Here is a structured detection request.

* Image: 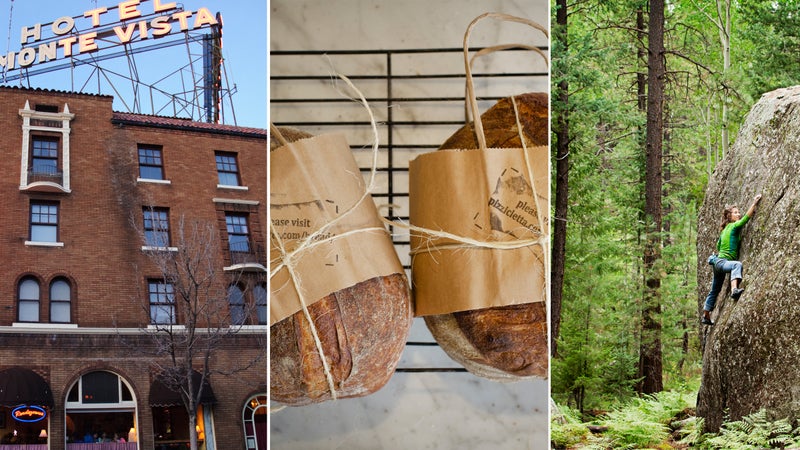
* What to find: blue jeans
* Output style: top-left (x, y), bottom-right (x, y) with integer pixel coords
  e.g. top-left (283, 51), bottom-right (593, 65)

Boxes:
top-left (703, 258), bottom-right (743, 312)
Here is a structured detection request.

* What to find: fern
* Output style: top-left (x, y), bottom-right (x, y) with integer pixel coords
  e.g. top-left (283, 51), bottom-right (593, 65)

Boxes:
top-left (550, 404), bottom-right (590, 449)
top-left (673, 415), bottom-right (704, 446)
top-left (703, 409), bottom-right (799, 449)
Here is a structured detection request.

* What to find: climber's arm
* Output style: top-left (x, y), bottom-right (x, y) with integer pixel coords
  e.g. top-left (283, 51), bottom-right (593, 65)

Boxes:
top-left (745, 194), bottom-right (762, 218)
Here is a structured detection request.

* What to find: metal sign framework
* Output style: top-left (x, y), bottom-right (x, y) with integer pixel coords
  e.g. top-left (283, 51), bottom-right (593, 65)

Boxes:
top-left (2, 1), bottom-right (234, 124)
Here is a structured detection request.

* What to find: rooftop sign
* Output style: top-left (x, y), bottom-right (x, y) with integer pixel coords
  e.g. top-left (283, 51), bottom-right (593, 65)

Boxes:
top-left (1, 0), bottom-right (219, 70)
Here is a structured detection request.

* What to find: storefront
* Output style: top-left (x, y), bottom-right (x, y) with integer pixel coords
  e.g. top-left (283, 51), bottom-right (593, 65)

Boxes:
top-left (64, 371), bottom-right (138, 448)
top-left (149, 371), bottom-right (216, 450)
top-left (0, 368), bottom-right (54, 448)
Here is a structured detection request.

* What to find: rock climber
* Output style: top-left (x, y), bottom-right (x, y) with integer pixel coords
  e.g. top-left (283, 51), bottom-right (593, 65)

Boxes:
top-left (702, 194), bottom-right (762, 325)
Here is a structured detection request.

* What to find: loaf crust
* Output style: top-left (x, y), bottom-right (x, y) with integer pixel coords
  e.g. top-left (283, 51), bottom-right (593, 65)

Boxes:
top-left (270, 128), bottom-right (413, 405)
top-left (424, 92), bottom-right (549, 381)
top-left (270, 274), bottom-right (412, 405)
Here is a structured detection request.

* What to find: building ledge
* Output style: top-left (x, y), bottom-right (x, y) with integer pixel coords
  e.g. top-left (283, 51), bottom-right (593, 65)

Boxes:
top-left (137, 178), bottom-right (172, 185)
top-left (20, 182), bottom-right (71, 193)
top-left (224, 263), bottom-right (267, 273)
top-left (25, 240), bottom-right (64, 247)
top-left (217, 184), bottom-right (249, 191)
top-left (12, 322), bottom-right (78, 329)
top-left (141, 246), bottom-right (179, 252)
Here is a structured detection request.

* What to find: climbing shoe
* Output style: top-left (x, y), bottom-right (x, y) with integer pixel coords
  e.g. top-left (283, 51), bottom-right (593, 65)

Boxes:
top-left (731, 288), bottom-right (744, 300)
top-left (701, 317), bottom-right (714, 326)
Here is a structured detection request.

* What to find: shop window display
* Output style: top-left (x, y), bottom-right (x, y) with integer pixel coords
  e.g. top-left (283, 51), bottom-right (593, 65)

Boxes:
top-left (64, 371), bottom-right (138, 448)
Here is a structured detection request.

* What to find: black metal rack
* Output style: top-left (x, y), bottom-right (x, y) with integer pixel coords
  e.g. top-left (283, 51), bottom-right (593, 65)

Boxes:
top-left (270, 46), bottom-right (547, 373)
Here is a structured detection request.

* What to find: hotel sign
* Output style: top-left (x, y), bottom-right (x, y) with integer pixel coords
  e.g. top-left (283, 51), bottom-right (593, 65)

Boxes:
top-left (12, 405), bottom-right (47, 423)
top-left (1, 0), bottom-right (219, 70)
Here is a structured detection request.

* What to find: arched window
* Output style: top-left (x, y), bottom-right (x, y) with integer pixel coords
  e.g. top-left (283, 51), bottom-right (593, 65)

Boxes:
top-left (65, 371), bottom-right (138, 445)
top-left (18, 277), bottom-right (40, 322)
top-left (243, 395), bottom-right (266, 450)
top-left (50, 277), bottom-right (71, 323)
top-left (229, 285), bottom-right (246, 325)
top-left (254, 284), bottom-right (267, 325)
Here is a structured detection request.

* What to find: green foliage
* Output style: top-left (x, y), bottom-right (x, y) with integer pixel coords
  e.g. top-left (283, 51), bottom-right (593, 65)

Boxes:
top-left (552, 395), bottom-right (800, 449)
top-left (701, 409), bottom-right (800, 450)
top-left (550, 0), bottom-right (800, 412)
top-left (737, 0), bottom-right (800, 97)
top-left (551, 390), bottom-right (695, 449)
top-left (550, 404), bottom-right (590, 449)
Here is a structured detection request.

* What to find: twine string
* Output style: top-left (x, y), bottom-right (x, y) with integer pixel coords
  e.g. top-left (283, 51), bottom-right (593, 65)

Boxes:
top-left (397, 12), bottom-right (550, 284)
top-left (270, 73), bottom-right (384, 402)
top-left (464, 43), bottom-right (549, 125)
top-left (463, 12), bottom-right (548, 151)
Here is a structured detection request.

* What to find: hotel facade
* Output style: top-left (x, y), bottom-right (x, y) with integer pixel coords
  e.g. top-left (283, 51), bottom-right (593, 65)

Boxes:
top-left (0, 86), bottom-right (266, 450)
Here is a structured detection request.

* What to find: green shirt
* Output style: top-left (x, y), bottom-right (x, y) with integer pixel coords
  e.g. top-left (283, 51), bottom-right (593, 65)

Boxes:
top-left (716, 214), bottom-right (750, 260)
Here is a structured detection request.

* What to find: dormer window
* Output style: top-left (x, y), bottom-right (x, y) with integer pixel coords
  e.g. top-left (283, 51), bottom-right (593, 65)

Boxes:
top-left (19, 100), bottom-right (74, 193)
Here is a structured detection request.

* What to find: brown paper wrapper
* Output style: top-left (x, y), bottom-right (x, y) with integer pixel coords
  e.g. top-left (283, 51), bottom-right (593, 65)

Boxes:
top-left (409, 145), bottom-right (548, 316)
top-left (270, 133), bottom-right (405, 325)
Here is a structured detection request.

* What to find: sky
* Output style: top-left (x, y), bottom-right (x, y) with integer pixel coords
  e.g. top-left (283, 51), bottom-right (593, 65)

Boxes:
top-left (0, 0), bottom-right (266, 129)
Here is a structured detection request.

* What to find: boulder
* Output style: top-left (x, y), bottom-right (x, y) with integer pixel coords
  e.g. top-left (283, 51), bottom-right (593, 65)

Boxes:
top-left (696, 86), bottom-right (800, 431)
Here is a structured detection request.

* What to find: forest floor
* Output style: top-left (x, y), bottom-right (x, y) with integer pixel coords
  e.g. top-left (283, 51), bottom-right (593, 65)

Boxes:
top-left (552, 391), bottom-right (800, 449)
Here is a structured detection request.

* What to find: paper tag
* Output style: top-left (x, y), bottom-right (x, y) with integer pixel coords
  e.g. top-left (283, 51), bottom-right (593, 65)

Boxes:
top-left (270, 133), bottom-right (405, 325)
top-left (409, 146), bottom-right (548, 316)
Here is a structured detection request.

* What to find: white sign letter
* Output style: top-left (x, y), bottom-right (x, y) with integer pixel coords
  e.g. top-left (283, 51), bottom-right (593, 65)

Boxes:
top-left (118, 0), bottom-right (142, 21)
top-left (20, 24), bottom-right (41, 44)
top-left (52, 17), bottom-right (75, 36)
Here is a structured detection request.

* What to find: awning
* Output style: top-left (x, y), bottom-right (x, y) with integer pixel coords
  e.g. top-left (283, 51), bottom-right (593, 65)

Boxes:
top-left (0, 367), bottom-right (54, 408)
top-left (149, 370), bottom-right (217, 407)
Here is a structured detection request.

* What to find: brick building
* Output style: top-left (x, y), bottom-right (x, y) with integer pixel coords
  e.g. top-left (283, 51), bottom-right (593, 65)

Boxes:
top-left (0, 86), bottom-right (266, 450)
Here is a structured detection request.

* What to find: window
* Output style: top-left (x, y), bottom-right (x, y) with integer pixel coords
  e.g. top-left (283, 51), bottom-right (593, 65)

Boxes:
top-left (138, 146), bottom-right (165, 180)
top-left (226, 213), bottom-right (250, 253)
top-left (50, 278), bottom-right (71, 323)
top-left (65, 371), bottom-right (137, 444)
top-left (254, 284), bottom-right (267, 325)
top-left (148, 280), bottom-right (175, 325)
top-left (215, 151), bottom-right (241, 186)
top-left (30, 202), bottom-right (58, 242)
top-left (31, 136), bottom-right (59, 176)
top-left (229, 285), bottom-right (247, 325)
top-left (18, 277), bottom-right (40, 322)
top-left (243, 395), bottom-right (267, 450)
top-left (19, 101), bottom-right (74, 192)
top-left (143, 208), bottom-right (170, 247)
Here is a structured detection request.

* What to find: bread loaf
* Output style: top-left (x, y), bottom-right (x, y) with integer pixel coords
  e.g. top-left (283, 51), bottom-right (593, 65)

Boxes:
top-left (423, 92), bottom-right (548, 381)
top-left (270, 128), bottom-right (413, 405)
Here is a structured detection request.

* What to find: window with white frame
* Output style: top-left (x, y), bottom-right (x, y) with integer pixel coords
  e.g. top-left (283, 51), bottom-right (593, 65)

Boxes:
top-left (30, 201), bottom-right (59, 243)
top-left (18, 277), bottom-right (40, 323)
top-left (19, 101), bottom-right (74, 192)
top-left (50, 278), bottom-right (72, 323)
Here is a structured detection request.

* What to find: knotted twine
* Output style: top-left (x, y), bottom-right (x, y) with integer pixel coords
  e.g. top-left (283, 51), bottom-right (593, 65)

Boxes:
top-left (269, 74), bottom-right (385, 402)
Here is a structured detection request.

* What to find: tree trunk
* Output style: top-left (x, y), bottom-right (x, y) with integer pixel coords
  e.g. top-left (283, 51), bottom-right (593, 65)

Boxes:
top-left (718, 0), bottom-right (732, 157)
top-left (551, 0), bottom-right (569, 357)
top-left (189, 408), bottom-right (198, 450)
top-left (638, 0), bottom-right (665, 395)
